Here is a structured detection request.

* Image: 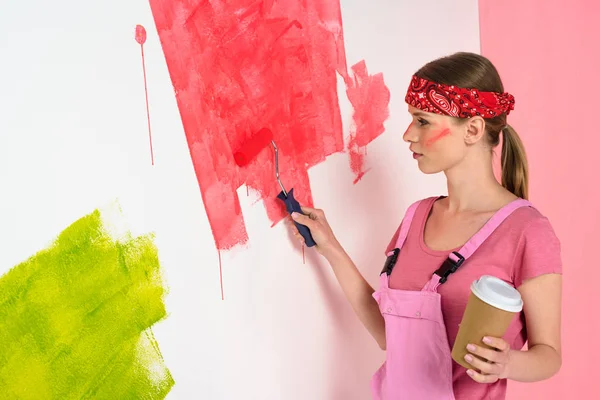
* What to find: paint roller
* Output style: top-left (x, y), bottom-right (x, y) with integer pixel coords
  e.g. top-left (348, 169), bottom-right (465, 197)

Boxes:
top-left (233, 128), bottom-right (316, 247)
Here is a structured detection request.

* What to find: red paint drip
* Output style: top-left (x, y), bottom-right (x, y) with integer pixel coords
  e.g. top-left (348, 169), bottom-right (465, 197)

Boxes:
top-left (425, 128), bottom-right (451, 147)
top-left (218, 249), bottom-right (224, 300)
top-left (135, 24), bottom-right (154, 166)
top-left (344, 61), bottom-right (391, 183)
top-left (148, 1), bottom-right (390, 255)
top-left (302, 244), bottom-right (305, 264)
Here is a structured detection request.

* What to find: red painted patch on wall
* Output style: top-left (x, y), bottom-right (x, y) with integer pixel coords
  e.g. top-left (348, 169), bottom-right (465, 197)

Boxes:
top-left (344, 61), bottom-right (391, 183)
top-left (148, 0), bottom-right (390, 251)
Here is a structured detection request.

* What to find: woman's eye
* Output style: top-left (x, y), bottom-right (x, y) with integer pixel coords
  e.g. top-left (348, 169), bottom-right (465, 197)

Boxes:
top-left (417, 118), bottom-right (429, 126)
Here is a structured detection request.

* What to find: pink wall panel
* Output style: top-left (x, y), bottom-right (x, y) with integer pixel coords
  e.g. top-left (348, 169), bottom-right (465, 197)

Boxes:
top-left (479, 0), bottom-right (600, 399)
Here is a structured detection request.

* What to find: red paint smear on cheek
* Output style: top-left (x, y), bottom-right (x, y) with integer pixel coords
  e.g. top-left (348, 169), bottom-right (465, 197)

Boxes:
top-left (425, 128), bottom-right (451, 147)
top-left (345, 61), bottom-right (391, 183)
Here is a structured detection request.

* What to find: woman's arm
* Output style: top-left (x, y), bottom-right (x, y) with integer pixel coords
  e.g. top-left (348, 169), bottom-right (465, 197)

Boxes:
top-left (464, 273), bottom-right (562, 383)
top-left (290, 208), bottom-right (387, 349)
top-left (507, 273), bottom-right (563, 381)
top-left (320, 245), bottom-right (387, 349)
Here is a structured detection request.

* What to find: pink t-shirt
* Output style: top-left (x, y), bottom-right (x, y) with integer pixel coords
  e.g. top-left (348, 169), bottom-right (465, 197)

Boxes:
top-left (385, 196), bottom-right (562, 400)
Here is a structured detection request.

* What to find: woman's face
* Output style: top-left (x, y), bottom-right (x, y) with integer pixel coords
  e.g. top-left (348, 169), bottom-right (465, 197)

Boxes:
top-left (403, 105), bottom-right (472, 174)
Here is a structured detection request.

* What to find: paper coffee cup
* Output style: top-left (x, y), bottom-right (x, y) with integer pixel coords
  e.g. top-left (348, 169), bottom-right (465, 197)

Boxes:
top-left (451, 275), bottom-right (523, 369)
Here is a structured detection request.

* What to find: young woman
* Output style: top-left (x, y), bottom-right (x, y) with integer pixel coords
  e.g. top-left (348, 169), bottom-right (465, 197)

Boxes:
top-left (289, 52), bottom-right (562, 399)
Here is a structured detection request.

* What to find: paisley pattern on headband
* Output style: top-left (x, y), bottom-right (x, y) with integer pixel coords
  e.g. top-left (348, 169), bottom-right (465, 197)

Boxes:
top-left (405, 75), bottom-right (515, 118)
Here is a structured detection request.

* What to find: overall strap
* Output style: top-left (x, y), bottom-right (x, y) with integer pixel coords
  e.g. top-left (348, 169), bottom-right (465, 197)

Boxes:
top-left (434, 198), bottom-right (533, 284)
top-left (381, 199), bottom-right (424, 275)
top-left (392, 199), bottom-right (422, 252)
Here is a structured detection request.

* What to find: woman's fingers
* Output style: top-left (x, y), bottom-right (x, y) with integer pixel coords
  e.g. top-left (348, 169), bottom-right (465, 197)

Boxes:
top-left (300, 206), bottom-right (317, 215)
top-left (289, 207), bottom-right (336, 252)
top-left (464, 353), bottom-right (501, 375)
top-left (285, 217), bottom-right (305, 244)
top-left (300, 206), bottom-right (326, 221)
top-left (466, 368), bottom-right (499, 384)
top-left (466, 343), bottom-right (503, 364)
top-left (291, 212), bottom-right (316, 229)
top-left (481, 336), bottom-right (510, 352)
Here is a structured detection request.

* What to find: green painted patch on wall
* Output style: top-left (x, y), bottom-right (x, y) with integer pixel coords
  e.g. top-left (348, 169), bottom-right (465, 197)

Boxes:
top-left (0, 209), bottom-right (174, 399)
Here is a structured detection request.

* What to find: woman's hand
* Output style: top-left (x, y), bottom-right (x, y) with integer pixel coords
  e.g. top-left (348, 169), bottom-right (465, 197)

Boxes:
top-left (288, 206), bottom-right (340, 256)
top-left (464, 336), bottom-right (512, 383)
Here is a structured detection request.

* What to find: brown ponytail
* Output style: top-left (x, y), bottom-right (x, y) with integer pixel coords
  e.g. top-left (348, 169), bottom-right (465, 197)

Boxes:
top-left (501, 125), bottom-right (529, 199)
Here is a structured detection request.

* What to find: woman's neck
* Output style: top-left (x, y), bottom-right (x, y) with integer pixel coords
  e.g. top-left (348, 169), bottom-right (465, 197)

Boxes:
top-left (443, 155), bottom-right (513, 213)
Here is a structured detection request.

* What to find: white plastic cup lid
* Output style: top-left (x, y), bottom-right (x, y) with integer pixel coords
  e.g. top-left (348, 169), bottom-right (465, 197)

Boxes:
top-left (470, 275), bottom-right (523, 313)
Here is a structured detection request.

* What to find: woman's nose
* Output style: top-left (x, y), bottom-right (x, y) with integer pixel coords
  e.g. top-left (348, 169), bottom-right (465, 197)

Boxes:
top-left (402, 121), bottom-right (416, 143)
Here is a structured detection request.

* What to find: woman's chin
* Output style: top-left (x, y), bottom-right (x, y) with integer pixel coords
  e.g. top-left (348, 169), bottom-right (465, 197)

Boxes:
top-left (416, 161), bottom-right (440, 174)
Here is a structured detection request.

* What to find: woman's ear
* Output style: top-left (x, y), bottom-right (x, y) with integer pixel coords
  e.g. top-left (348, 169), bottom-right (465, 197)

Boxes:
top-left (464, 116), bottom-right (486, 145)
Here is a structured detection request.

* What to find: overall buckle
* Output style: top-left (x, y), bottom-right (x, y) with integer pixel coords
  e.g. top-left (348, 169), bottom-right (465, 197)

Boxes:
top-left (435, 251), bottom-right (465, 284)
top-left (381, 248), bottom-right (400, 275)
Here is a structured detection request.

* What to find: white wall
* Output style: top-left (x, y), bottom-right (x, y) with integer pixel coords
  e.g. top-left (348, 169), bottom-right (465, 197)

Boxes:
top-left (0, 0), bottom-right (480, 398)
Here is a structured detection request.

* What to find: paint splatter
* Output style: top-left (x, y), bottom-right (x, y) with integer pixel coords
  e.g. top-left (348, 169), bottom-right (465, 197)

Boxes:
top-left (425, 128), bottom-right (451, 147)
top-left (0, 208), bottom-right (174, 398)
top-left (135, 24), bottom-right (147, 45)
top-left (148, 0), bottom-right (389, 254)
top-left (135, 24), bottom-right (154, 166)
top-left (344, 61), bottom-right (391, 183)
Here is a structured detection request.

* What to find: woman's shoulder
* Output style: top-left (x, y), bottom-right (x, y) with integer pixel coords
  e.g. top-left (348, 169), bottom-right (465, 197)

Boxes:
top-left (398, 195), bottom-right (559, 240)
top-left (394, 196), bottom-right (439, 223)
top-left (507, 202), bottom-right (562, 286)
top-left (410, 196), bottom-right (440, 211)
top-left (506, 202), bottom-right (558, 239)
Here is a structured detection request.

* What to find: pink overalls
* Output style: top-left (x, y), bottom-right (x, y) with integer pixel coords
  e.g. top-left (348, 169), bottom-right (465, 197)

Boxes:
top-left (371, 198), bottom-right (532, 399)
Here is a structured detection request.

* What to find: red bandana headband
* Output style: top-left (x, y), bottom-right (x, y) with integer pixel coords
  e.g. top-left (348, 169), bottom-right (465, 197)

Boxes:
top-left (405, 75), bottom-right (515, 118)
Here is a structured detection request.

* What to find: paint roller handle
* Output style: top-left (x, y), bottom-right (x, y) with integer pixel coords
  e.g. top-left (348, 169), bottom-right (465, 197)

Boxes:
top-left (277, 188), bottom-right (316, 247)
